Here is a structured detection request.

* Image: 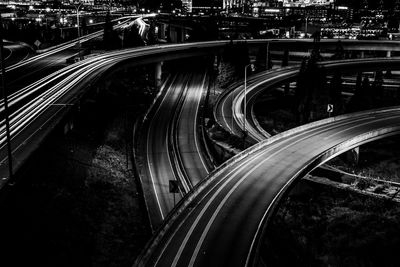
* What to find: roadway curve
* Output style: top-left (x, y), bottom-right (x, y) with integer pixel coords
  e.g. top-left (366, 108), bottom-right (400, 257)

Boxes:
top-left (138, 71), bottom-right (212, 230)
top-left (4, 38), bottom-right (399, 97)
top-left (0, 39), bottom-right (344, 185)
top-left (2, 41), bottom-right (33, 67)
top-left (215, 57), bottom-right (400, 143)
top-left (0, 41), bottom-right (241, 187)
top-left (3, 16), bottom-right (141, 93)
top-left (135, 107), bottom-right (400, 267)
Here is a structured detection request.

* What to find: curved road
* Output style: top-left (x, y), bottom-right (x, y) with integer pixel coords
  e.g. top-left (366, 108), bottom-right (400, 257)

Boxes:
top-left (3, 41), bottom-right (33, 67)
top-left (215, 57), bottom-right (400, 143)
top-left (3, 16), bottom-right (141, 93)
top-left (140, 71), bottom-right (211, 229)
top-left (136, 107), bottom-right (400, 267)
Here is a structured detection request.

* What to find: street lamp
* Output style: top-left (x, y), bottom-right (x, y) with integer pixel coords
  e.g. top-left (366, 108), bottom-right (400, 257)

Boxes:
top-left (71, 1), bottom-right (83, 59)
top-left (305, 17), bottom-right (308, 38)
top-left (74, 2), bottom-right (83, 40)
top-left (0, 15), bottom-right (14, 184)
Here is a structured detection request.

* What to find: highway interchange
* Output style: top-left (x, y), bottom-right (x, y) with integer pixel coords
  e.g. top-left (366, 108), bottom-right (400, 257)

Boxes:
top-left (1, 36), bottom-right (400, 266)
top-left (215, 57), bottom-right (400, 143)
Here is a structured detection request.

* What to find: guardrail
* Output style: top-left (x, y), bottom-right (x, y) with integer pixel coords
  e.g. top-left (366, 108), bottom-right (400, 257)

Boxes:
top-left (132, 76), bottom-right (171, 232)
top-left (133, 106), bottom-right (400, 266)
top-left (168, 77), bottom-right (192, 193)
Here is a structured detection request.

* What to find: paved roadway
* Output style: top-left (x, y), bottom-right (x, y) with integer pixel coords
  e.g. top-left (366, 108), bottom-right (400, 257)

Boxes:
top-left (215, 57), bottom-right (400, 143)
top-left (140, 71), bottom-right (211, 230)
top-left (3, 41), bottom-right (33, 67)
top-left (4, 37), bottom-right (400, 93)
top-left (3, 16), bottom-right (141, 93)
top-left (0, 41), bottom-right (227, 187)
top-left (136, 107), bottom-right (400, 267)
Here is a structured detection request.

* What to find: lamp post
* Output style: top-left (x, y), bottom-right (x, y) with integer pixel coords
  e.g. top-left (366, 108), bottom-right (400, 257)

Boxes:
top-left (305, 17), bottom-right (308, 38)
top-left (74, 2), bottom-right (83, 40)
top-left (0, 15), bottom-right (14, 184)
top-left (266, 41), bottom-right (270, 69)
top-left (243, 63), bottom-right (253, 140)
top-left (72, 1), bottom-right (83, 59)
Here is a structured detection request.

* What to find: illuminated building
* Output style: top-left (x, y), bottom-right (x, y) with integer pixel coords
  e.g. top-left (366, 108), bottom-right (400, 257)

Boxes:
top-left (182, 0), bottom-right (192, 12)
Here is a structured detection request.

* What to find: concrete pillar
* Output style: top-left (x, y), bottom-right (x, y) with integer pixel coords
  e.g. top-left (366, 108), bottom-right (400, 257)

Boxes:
top-left (346, 147), bottom-right (360, 166)
top-left (360, 51), bottom-right (365, 59)
top-left (176, 27), bottom-right (183, 43)
top-left (159, 23), bottom-right (166, 39)
top-left (213, 54), bottom-right (219, 70)
top-left (169, 27), bottom-right (177, 43)
top-left (181, 28), bottom-right (186, 42)
top-left (387, 50), bottom-right (392, 58)
top-left (155, 61), bottom-right (163, 88)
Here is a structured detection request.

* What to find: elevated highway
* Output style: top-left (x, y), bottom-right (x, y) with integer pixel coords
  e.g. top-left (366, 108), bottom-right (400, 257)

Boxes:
top-left (4, 37), bottom-right (399, 94)
top-left (136, 107), bottom-right (400, 267)
top-left (215, 57), bottom-right (400, 143)
top-left (3, 15), bottom-right (147, 93)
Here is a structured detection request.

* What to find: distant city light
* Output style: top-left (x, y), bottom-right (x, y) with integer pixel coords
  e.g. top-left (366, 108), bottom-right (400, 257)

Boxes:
top-left (337, 6), bottom-right (348, 10)
top-left (29, 5), bottom-right (34, 10)
top-left (46, 7), bottom-right (51, 12)
top-left (265, 9), bottom-right (280, 13)
top-left (89, 19), bottom-right (93, 23)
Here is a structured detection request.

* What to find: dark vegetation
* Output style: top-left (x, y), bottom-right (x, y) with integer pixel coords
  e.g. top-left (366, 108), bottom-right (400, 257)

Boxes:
top-left (262, 136), bottom-right (400, 267)
top-left (256, 39), bottom-right (400, 134)
top-left (330, 135), bottom-right (400, 184)
top-left (262, 180), bottom-right (400, 267)
top-left (0, 64), bottom-right (161, 266)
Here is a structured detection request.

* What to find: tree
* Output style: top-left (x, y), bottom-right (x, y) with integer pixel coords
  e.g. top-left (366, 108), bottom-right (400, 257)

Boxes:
top-left (81, 17), bottom-right (87, 36)
top-left (103, 12), bottom-right (113, 50)
top-left (372, 70), bottom-right (384, 101)
top-left (331, 40), bottom-right (344, 60)
top-left (329, 70), bottom-right (343, 115)
top-left (282, 49), bottom-right (289, 67)
top-left (282, 49), bottom-right (290, 95)
top-left (295, 58), bottom-right (308, 124)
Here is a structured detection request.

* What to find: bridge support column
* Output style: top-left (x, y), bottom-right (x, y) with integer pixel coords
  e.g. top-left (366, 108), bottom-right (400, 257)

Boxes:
top-left (213, 54), bottom-right (220, 70)
top-left (159, 23), bottom-right (166, 39)
top-left (179, 28), bottom-right (186, 43)
top-left (155, 61), bottom-right (163, 88)
top-left (387, 51), bottom-right (392, 58)
top-left (360, 51), bottom-right (365, 59)
top-left (345, 147), bottom-right (360, 166)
